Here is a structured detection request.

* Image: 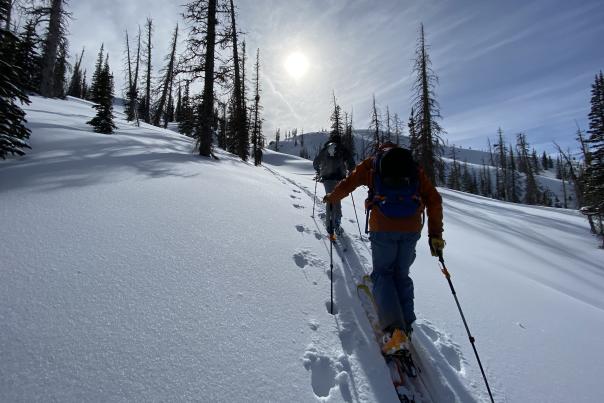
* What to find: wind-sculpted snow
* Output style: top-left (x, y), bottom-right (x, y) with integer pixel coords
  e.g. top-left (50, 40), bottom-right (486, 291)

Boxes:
top-left (1, 96), bottom-right (602, 402)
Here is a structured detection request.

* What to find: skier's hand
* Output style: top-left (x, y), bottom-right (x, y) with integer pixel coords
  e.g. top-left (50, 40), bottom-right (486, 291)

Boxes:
top-left (323, 193), bottom-right (333, 204)
top-left (429, 236), bottom-right (446, 257)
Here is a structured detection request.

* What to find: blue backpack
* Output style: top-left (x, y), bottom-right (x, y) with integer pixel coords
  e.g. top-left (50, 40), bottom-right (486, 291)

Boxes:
top-left (366, 147), bottom-right (421, 226)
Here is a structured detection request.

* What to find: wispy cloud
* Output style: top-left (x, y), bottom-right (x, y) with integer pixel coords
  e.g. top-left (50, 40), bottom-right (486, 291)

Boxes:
top-left (64, 0), bottom-right (604, 150)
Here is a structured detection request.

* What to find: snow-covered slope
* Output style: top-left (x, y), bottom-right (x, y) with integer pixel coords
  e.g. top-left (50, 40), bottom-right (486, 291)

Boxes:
top-left (271, 131), bottom-right (574, 208)
top-left (1, 97), bottom-right (602, 402)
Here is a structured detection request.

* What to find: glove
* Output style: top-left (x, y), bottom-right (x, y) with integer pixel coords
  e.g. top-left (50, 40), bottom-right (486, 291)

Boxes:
top-left (428, 236), bottom-right (446, 257)
top-left (323, 194), bottom-right (332, 204)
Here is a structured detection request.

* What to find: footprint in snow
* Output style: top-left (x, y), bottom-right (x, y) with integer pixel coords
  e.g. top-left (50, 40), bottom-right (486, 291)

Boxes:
top-left (293, 249), bottom-right (325, 270)
top-left (290, 194), bottom-right (300, 199)
top-left (308, 320), bottom-right (319, 331)
top-left (325, 300), bottom-right (338, 314)
top-left (303, 347), bottom-right (337, 398)
top-left (439, 343), bottom-right (463, 371)
top-left (293, 204), bottom-right (305, 209)
top-left (417, 321), bottom-right (465, 373)
top-left (295, 225), bottom-right (323, 240)
top-left (292, 189), bottom-right (301, 193)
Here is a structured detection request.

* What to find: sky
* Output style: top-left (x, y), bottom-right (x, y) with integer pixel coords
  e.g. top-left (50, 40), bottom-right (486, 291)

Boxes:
top-left (46, 0), bottom-right (604, 152)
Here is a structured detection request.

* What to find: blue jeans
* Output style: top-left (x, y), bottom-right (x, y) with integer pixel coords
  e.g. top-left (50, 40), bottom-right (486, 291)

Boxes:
top-left (370, 231), bottom-right (421, 331)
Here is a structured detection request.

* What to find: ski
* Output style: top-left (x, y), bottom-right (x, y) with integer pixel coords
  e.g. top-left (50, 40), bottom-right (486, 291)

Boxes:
top-left (357, 275), bottom-right (424, 403)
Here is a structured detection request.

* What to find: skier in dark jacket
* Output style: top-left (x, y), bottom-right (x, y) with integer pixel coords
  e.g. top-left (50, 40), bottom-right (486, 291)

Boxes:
top-left (313, 135), bottom-right (355, 234)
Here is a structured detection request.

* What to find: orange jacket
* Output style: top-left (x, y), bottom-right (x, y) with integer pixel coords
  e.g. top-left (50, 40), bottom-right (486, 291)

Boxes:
top-left (326, 150), bottom-right (443, 235)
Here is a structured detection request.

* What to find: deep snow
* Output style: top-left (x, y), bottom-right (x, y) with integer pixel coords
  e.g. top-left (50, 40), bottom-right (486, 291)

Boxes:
top-left (1, 96), bottom-right (602, 402)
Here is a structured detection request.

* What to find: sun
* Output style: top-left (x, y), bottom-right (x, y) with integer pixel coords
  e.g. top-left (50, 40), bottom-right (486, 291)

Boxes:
top-left (284, 51), bottom-right (309, 79)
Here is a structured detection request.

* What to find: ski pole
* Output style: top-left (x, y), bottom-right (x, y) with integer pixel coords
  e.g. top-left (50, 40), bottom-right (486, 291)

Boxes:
top-left (438, 253), bottom-right (495, 403)
top-left (312, 175), bottom-right (318, 217)
top-left (350, 192), bottom-right (363, 240)
top-left (329, 203), bottom-right (335, 315)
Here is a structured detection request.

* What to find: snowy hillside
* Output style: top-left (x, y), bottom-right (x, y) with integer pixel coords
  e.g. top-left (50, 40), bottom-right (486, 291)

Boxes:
top-left (270, 131), bottom-right (574, 208)
top-left (1, 97), bottom-right (603, 402)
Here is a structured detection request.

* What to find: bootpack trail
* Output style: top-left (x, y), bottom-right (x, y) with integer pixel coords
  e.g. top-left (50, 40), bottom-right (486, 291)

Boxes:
top-left (263, 162), bottom-right (478, 402)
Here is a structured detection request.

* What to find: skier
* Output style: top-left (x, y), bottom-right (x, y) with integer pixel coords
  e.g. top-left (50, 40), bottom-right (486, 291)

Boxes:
top-left (313, 135), bottom-right (355, 235)
top-left (323, 142), bottom-right (445, 354)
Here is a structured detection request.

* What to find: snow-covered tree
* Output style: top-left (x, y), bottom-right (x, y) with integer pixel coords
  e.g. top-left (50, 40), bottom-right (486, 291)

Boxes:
top-left (0, 1), bottom-right (31, 158)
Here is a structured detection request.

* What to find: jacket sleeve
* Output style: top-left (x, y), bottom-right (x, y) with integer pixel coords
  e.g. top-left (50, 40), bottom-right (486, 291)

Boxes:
top-left (345, 149), bottom-right (356, 172)
top-left (418, 168), bottom-right (444, 236)
top-left (313, 150), bottom-right (323, 172)
top-left (328, 157), bottom-right (372, 202)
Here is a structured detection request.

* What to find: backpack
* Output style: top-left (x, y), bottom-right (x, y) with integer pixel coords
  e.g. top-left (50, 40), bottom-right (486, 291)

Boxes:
top-left (319, 142), bottom-right (347, 180)
top-left (366, 146), bottom-right (421, 219)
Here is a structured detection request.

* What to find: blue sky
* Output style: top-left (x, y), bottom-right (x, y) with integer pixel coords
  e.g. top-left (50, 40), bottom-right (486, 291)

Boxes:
top-left (64, 0), bottom-right (604, 153)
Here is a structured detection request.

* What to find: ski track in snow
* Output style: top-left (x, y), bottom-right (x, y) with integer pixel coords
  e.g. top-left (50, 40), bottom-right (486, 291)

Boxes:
top-left (264, 164), bottom-right (480, 402)
top-left (10, 97), bottom-right (602, 402)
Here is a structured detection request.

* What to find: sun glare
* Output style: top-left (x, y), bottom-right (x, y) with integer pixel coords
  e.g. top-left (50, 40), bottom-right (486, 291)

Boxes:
top-left (284, 51), bottom-right (309, 79)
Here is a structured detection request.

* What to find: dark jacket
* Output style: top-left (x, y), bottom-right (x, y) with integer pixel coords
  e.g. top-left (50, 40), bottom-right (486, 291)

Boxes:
top-left (313, 139), bottom-right (355, 181)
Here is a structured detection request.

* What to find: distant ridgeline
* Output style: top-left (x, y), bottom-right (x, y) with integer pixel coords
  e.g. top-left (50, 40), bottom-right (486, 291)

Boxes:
top-left (269, 130), bottom-right (577, 210)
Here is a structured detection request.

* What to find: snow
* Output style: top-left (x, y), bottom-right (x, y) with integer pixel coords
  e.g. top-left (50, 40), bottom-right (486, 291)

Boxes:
top-left (1, 96), bottom-right (602, 402)
top-left (272, 131), bottom-right (575, 208)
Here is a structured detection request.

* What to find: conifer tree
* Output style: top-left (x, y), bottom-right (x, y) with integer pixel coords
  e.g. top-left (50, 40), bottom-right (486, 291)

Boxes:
top-left (217, 100), bottom-right (227, 149)
top-left (494, 128), bottom-right (508, 200)
top-left (124, 27), bottom-right (141, 122)
top-left (174, 82), bottom-right (183, 122)
top-left (178, 81), bottom-right (195, 137)
top-left (446, 148), bottom-right (461, 190)
top-left (461, 161), bottom-right (474, 193)
top-left (15, 19), bottom-right (41, 93)
top-left (541, 151), bottom-right (549, 172)
top-left (508, 145), bottom-right (520, 203)
top-left (81, 69), bottom-right (88, 99)
top-left (393, 112), bottom-right (402, 146)
top-left (408, 107), bottom-right (418, 154)
top-left (89, 44), bottom-right (104, 104)
top-left (369, 94), bottom-right (381, 154)
top-left (517, 133), bottom-right (540, 204)
top-left (142, 18), bottom-right (153, 123)
top-left (330, 92), bottom-right (344, 140)
top-left (0, 1), bottom-right (31, 158)
top-left (411, 23), bottom-right (444, 184)
top-left (251, 48), bottom-right (263, 166)
top-left (342, 110), bottom-right (355, 161)
top-left (67, 47), bottom-right (84, 98)
top-left (184, 0), bottom-right (230, 157)
top-left (531, 148), bottom-right (540, 174)
top-left (87, 57), bottom-right (116, 134)
top-left (582, 72), bottom-right (604, 243)
top-left (152, 24), bottom-right (178, 127)
top-left (384, 105), bottom-right (391, 143)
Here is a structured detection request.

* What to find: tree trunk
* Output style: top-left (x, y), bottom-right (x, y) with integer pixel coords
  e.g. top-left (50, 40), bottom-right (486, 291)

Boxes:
top-left (152, 24), bottom-right (178, 127)
top-left (39, 0), bottom-right (63, 97)
top-left (229, 0), bottom-right (247, 160)
top-left (197, 0), bottom-right (217, 157)
top-left (144, 18), bottom-right (152, 123)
